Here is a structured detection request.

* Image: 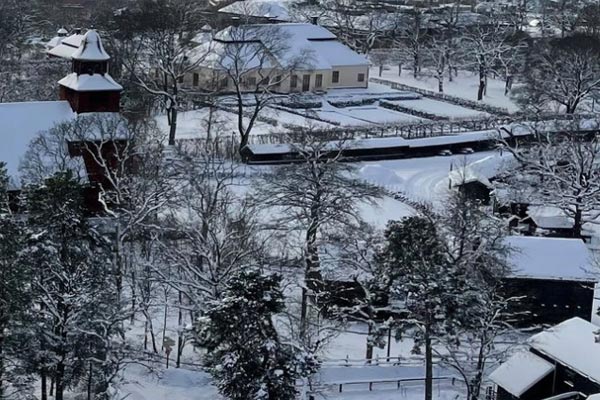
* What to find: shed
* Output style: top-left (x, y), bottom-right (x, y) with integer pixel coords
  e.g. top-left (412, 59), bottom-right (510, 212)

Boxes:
top-left (492, 318), bottom-right (600, 399)
top-left (501, 236), bottom-right (597, 326)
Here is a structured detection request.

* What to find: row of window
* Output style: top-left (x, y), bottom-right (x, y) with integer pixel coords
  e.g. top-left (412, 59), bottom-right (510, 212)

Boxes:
top-left (181, 71), bottom-right (366, 89)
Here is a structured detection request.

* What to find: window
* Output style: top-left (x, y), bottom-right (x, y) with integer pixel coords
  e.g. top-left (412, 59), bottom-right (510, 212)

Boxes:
top-left (177, 75), bottom-right (184, 84)
top-left (275, 75), bottom-right (282, 87)
top-left (358, 73), bottom-right (365, 82)
top-left (259, 76), bottom-right (270, 86)
top-left (193, 73), bottom-right (199, 87)
top-left (246, 76), bottom-right (257, 87)
top-left (290, 75), bottom-right (298, 88)
top-left (332, 70), bottom-right (340, 83)
top-left (315, 74), bottom-right (323, 88)
top-left (220, 77), bottom-right (228, 88)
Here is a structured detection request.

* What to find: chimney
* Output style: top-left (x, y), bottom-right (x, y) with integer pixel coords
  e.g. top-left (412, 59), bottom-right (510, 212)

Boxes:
top-left (311, 16), bottom-right (319, 25)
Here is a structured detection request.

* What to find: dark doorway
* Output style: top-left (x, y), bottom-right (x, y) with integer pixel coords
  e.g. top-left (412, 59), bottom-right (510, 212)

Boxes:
top-left (302, 74), bottom-right (310, 91)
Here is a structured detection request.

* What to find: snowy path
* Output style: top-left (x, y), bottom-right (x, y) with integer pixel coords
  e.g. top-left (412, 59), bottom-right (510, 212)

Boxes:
top-left (357, 151), bottom-right (498, 207)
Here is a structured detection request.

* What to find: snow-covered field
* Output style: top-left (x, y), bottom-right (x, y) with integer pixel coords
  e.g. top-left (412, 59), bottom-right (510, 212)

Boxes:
top-left (371, 67), bottom-right (521, 113)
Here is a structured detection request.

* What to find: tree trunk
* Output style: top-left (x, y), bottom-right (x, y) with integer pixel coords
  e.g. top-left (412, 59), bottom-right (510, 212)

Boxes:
top-left (573, 205), bottom-right (583, 238)
top-left (130, 269), bottom-right (136, 324)
top-left (437, 71), bottom-right (444, 93)
top-left (398, 63), bottom-right (402, 76)
top-left (477, 64), bottom-right (485, 101)
top-left (55, 362), bottom-right (64, 400)
top-left (301, 206), bottom-right (323, 339)
top-left (41, 369), bottom-right (47, 400)
top-left (424, 326), bottom-right (433, 400)
top-left (365, 323), bottom-right (374, 363)
top-left (168, 107), bottom-right (178, 146)
top-left (379, 65), bottom-right (383, 77)
top-left (505, 75), bottom-right (513, 95)
top-left (0, 335), bottom-right (4, 399)
top-left (87, 361), bottom-right (93, 400)
top-left (300, 286), bottom-right (309, 339)
top-left (176, 290), bottom-right (184, 368)
top-left (413, 52), bottom-right (419, 78)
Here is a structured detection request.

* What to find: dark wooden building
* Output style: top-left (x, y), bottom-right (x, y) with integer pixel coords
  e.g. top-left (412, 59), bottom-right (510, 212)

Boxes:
top-left (501, 236), bottom-right (597, 327)
top-left (491, 318), bottom-right (600, 400)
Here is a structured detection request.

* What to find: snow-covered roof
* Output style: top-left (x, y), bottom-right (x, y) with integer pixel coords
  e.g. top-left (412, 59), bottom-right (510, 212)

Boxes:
top-left (47, 33), bottom-right (84, 59)
top-left (59, 73), bottom-right (123, 92)
top-left (194, 40), bottom-right (276, 70)
top-left (489, 351), bottom-right (555, 397)
top-left (202, 23), bottom-right (368, 70)
top-left (309, 40), bottom-right (370, 67)
top-left (449, 154), bottom-right (516, 188)
top-left (504, 236), bottom-right (596, 282)
top-left (529, 317), bottom-right (600, 384)
top-left (46, 36), bottom-right (64, 50)
top-left (527, 206), bottom-right (573, 229)
top-left (0, 101), bottom-right (76, 188)
top-left (58, 28), bottom-right (68, 35)
top-left (71, 30), bottom-right (110, 61)
top-left (220, 0), bottom-right (291, 21)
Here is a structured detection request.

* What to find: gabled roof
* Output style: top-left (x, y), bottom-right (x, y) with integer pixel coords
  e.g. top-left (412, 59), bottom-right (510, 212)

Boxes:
top-left (530, 317), bottom-right (600, 384)
top-left (504, 236), bottom-right (596, 282)
top-left (201, 23), bottom-right (368, 70)
top-left (47, 33), bottom-right (85, 59)
top-left (527, 206), bottom-right (573, 229)
top-left (72, 30), bottom-right (110, 61)
top-left (489, 351), bottom-right (555, 397)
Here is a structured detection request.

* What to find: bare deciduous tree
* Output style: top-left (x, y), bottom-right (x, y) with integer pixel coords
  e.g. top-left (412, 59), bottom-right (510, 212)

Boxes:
top-left (254, 129), bottom-right (383, 339)
top-left (500, 121), bottom-right (600, 237)
top-left (516, 34), bottom-right (600, 114)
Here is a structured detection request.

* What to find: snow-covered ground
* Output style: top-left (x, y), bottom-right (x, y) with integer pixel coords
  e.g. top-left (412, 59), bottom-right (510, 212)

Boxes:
top-left (357, 151), bottom-right (501, 206)
top-left (371, 67), bottom-right (521, 113)
top-left (119, 365), bottom-right (219, 400)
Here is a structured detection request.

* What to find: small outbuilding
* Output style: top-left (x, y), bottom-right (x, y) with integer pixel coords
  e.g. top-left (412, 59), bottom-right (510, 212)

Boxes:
top-left (491, 317), bottom-right (600, 399)
top-left (501, 236), bottom-right (597, 326)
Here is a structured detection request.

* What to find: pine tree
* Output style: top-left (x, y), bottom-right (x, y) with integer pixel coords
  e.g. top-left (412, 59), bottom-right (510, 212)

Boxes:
top-left (380, 217), bottom-right (461, 400)
top-left (23, 172), bottom-right (121, 400)
top-left (193, 270), bottom-right (318, 400)
top-left (0, 162), bottom-right (32, 399)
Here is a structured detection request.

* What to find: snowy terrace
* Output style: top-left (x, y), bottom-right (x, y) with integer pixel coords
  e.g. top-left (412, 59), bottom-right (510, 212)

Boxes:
top-left (157, 82), bottom-right (504, 141)
top-left (370, 66), bottom-right (522, 113)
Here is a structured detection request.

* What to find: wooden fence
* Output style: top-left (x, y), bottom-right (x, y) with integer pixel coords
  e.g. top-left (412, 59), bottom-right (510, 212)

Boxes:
top-left (370, 77), bottom-right (512, 116)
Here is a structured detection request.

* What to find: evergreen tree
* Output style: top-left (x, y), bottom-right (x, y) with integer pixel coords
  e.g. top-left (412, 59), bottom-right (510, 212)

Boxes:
top-left (379, 217), bottom-right (462, 400)
top-left (0, 163), bottom-right (32, 399)
top-left (193, 270), bottom-right (318, 400)
top-left (23, 172), bottom-right (121, 400)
